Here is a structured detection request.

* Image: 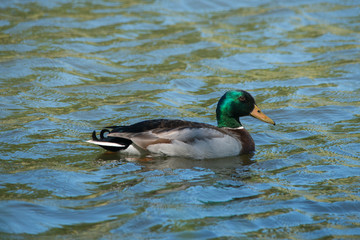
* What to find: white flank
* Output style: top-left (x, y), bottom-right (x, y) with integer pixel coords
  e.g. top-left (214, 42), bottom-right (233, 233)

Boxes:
top-left (86, 140), bottom-right (125, 147)
top-left (146, 128), bottom-right (242, 159)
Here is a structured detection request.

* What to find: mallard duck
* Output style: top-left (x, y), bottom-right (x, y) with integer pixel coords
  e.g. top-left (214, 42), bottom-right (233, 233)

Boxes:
top-left (87, 90), bottom-right (275, 159)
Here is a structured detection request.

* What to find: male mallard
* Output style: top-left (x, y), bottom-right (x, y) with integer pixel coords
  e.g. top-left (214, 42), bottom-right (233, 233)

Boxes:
top-left (87, 90), bottom-right (275, 159)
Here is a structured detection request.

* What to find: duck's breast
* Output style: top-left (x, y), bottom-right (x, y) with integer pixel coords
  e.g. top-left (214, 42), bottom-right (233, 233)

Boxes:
top-left (224, 127), bottom-right (255, 154)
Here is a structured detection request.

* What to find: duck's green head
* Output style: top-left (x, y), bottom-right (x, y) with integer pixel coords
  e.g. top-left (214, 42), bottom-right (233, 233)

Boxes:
top-left (216, 90), bottom-right (275, 128)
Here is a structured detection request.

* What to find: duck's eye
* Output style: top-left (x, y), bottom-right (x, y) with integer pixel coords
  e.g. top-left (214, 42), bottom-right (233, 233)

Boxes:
top-left (238, 96), bottom-right (246, 102)
top-left (257, 110), bottom-right (261, 113)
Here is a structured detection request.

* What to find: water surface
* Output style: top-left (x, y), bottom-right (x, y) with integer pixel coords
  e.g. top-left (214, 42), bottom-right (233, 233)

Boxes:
top-left (1, 0), bottom-right (360, 239)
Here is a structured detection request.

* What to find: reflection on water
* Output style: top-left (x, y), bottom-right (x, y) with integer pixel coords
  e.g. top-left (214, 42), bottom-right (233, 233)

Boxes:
top-left (94, 152), bottom-right (255, 171)
top-left (1, 0), bottom-right (360, 239)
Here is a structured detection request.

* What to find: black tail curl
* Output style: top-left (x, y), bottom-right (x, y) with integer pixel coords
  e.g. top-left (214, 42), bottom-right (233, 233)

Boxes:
top-left (91, 129), bottom-right (133, 152)
top-left (92, 129), bottom-right (110, 141)
top-left (100, 129), bottom-right (110, 139)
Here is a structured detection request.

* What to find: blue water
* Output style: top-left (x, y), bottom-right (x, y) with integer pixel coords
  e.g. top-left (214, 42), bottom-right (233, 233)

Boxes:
top-left (1, 0), bottom-right (360, 239)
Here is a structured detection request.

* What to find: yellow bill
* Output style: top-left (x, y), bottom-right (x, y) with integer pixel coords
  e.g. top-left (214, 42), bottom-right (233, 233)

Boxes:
top-left (250, 105), bottom-right (276, 125)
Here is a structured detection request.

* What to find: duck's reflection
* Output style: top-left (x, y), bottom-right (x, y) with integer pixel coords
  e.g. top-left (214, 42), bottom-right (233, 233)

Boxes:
top-left (94, 152), bottom-right (255, 171)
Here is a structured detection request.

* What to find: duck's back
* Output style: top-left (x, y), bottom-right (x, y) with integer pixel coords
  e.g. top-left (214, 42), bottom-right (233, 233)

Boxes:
top-left (108, 119), bottom-right (218, 133)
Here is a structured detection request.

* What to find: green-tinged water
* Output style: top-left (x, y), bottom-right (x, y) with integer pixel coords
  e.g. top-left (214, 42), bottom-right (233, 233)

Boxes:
top-left (1, 0), bottom-right (360, 239)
